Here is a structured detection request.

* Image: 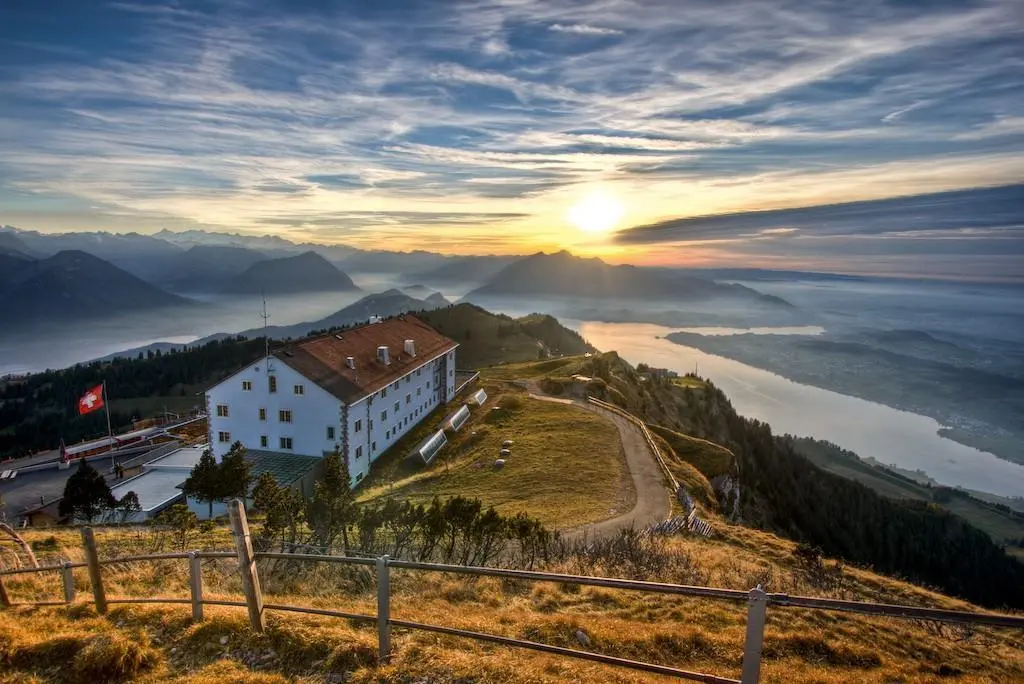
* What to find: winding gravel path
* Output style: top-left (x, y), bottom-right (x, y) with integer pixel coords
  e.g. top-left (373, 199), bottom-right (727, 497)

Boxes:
top-left (528, 393), bottom-right (671, 541)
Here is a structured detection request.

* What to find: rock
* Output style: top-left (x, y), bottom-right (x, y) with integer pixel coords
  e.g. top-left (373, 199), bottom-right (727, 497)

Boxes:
top-left (574, 629), bottom-right (592, 648)
top-left (219, 635), bottom-right (230, 645)
top-left (169, 647), bottom-right (177, 654)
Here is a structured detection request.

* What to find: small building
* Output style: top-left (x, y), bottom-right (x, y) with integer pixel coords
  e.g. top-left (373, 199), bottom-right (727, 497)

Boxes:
top-left (109, 445), bottom-right (208, 523)
top-left (442, 405), bottom-right (471, 432)
top-left (411, 429), bottom-right (448, 465)
top-left (206, 315), bottom-right (459, 486)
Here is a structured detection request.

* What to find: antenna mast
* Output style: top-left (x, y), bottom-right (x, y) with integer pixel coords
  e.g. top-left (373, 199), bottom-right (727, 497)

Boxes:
top-left (261, 293), bottom-right (271, 367)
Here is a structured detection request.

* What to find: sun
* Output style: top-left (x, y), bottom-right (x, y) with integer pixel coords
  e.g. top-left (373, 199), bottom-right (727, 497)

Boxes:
top-left (567, 191), bottom-right (624, 234)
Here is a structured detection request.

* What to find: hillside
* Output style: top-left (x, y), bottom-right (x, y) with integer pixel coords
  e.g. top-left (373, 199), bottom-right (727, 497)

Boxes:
top-left (512, 353), bottom-right (1024, 609)
top-left (0, 250), bottom-right (192, 324)
top-left (223, 251), bottom-right (360, 294)
top-left (465, 250), bottom-right (787, 304)
top-left (3, 508), bottom-right (1023, 682)
top-left (225, 289), bottom-right (447, 340)
top-left (407, 254), bottom-right (519, 285)
top-left (418, 303), bottom-right (594, 367)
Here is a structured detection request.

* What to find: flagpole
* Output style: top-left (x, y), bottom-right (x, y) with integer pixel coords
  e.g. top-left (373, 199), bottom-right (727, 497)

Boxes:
top-left (103, 380), bottom-right (114, 471)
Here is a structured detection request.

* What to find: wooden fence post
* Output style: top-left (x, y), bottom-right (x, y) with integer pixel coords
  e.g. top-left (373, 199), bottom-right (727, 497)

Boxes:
top-left (228, 499), bottom-right (265, 632)
top-left (0, 576), bottom-right (10, 608)
top-left (376, 555), bottom-right (391, 663)
top-left (62, 561), bottom-right (75, 603)
top-left (188, 551), bottom-right (203, 622)
top-left (81, 527), bottom-right (107, 614)
top-left (741, 585), bottom-right (768, 684)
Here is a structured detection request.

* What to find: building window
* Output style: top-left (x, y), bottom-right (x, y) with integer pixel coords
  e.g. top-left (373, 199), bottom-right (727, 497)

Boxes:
top-left (259, 408), bottom-right (267, 421)
top-left (242, 380), bottom-right (252, 391)
top-left (279, 410), bottom-right (293, 423)
top-left (417, 368), bottom-right (421, 377)
top-left (216, 404), bottom-right (229, 418)
top-left (427, 381), bottom-right (431, 389)
top-left (280, 437), bottom-right (293, 450)
top-left (218, 431), bottom-right (231, 443)
top-left (356, 445), bottom-right (363, 459)
top-left (356, 472), bottom-right (363, 481)
top-left (372, 441), bottom-right (377, 453)
top-left (294, 384), bottom-right (305, 395)
top-left (381, 388), bottom-right (387, 398)
top-left (260, 435), bottom-right (268, 448)
top-left (405, 375), bottom-right (410, 384)
top-left (406, 394), bottom-right (411, 405)
top-left (269, 375), bottom-right (277, 393)
top-left (354, 419), bottom-right (362, 433)
top-left (417, 387), bottom-right (421, 397)
top-left (327, 426), bottom-right (336, 440)
top-left (394, 401), bottom-right (399, 413)
top-left (381, 410), bottom-right (387, 421)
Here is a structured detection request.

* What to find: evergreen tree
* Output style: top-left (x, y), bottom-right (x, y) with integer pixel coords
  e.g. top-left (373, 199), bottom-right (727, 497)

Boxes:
top-left (307, 450), bottom-right (357, 551)
top-left (219, 441), bottom-right (253, 501)
top-left (59, 459), bottom-right (115, 523)
top-left (182, 449), bottom-right (223, 518)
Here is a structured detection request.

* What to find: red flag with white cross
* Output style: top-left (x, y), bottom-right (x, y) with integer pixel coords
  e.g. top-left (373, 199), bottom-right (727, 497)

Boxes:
top-left (78, 384), bottom-right (105, 415)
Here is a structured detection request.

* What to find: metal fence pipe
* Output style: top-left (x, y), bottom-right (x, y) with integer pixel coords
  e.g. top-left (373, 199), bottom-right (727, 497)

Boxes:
top-left (768, 593), bottom-right (1024, 629)
top-left (388, 618), bottom-right (739, 683)
top-left (387, 560), bottom-right (749, 601)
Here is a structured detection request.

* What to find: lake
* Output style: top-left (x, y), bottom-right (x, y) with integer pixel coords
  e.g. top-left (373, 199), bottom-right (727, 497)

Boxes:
top-left (571, 320), bottom-right (1024, 498)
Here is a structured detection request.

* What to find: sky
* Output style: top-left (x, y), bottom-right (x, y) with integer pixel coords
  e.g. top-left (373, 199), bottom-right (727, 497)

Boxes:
top-left (1, 0), bottom-right (1023, 279)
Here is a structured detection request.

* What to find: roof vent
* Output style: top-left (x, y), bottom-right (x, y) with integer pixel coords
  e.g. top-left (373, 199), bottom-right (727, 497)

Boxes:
top-left (404, 339), bottom-right (416, 356)
top-left (346, 356), bottom-right (356, 370)
top-left (377, 345), bottom-right (391, 365)
top-left (335, 334), bottom-right (344, 341)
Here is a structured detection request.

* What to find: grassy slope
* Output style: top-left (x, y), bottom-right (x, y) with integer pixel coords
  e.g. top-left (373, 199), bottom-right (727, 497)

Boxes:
top-left (359, 384), bottom-right (630, 530)
top-left (3, 522), bottom-right (1023, 683)
top-left (648, 425), bottom-right (736, 482)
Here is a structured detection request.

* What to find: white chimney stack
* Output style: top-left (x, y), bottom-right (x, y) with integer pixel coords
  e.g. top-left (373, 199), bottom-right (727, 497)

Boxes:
top-left (346, 356), bottom-right (355, 370)
top-left (377, 345), bottom-right (391, 365)
top-left (404, 339), bottom-right (416, 356)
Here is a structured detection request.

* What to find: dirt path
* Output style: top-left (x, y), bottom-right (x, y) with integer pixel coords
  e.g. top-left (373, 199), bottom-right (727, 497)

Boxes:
top-left (528, 392), bottom-right (671, 541)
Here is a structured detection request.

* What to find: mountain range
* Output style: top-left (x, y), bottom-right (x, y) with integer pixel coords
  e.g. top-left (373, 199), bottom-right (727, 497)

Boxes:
top-left (221, 251), bottom-right (360, 295)
top-left (0, 250), bottom-right (192, 323)
top-left (464, 250), bottom-right (791, 305)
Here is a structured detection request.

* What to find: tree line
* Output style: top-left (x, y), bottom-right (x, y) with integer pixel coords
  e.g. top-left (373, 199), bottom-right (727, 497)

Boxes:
top-left (0, 336), bottom-right (266, 460)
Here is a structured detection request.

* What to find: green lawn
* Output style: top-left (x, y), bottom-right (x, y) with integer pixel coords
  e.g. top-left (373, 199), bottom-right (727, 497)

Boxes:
top-left (361, 392), bottom-right (631, 530)
top-left (648, 425), bottom-right (736, 481)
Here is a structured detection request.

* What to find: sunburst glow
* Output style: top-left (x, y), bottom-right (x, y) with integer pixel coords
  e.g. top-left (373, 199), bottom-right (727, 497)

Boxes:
top-left (567, 192), bottom-right (625, 234)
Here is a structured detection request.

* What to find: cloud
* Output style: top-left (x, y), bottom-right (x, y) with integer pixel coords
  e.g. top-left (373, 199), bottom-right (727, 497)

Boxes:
top-left (954, 116), bottom-right (1024, 140)
top-left (0, 0), bottom-right (1021, 276)
top-left (549, 23), bottom-right (623, 37)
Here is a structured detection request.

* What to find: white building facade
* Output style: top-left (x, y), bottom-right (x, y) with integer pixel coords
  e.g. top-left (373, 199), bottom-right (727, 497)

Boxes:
top-left (206, 316), bottom-right (458, 485)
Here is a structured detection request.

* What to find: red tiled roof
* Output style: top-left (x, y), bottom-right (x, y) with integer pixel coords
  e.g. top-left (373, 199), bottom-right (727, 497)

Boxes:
top-left (274, 315), bottom-right (457, 404)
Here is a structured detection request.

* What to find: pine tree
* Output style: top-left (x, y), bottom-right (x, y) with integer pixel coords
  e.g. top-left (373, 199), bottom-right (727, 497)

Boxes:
top-left (307, 449), bottom-right (356, 551)
top-left (182, 449), bottom-right (222, 518)
top-left (59, 459), bottom-right (115, 523)
top-left (219, 441), bottom-right (253, 500)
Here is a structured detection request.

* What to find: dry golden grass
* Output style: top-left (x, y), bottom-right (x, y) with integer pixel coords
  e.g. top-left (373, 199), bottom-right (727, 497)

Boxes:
top-left (360, 391), bottom-right (631, 530)
top-left (3, 520), bottom-right (1022, 683)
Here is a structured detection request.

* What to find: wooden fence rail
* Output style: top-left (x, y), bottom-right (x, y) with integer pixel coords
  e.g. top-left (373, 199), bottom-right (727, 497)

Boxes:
top-left (2, 502), bottom-right (1023, 684)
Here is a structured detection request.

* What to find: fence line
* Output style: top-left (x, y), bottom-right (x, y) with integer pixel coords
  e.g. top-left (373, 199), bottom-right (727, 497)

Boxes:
top-left (2, 503), bottom-right (1023, 683)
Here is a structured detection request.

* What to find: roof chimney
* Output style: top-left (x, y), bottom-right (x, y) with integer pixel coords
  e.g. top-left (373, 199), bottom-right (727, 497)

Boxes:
top-left (377, 345), bottom-right (391, 365)
top-left (346, 356), bottom-right (355, 370)
top-left (404, 339), bottom-right (416, 356)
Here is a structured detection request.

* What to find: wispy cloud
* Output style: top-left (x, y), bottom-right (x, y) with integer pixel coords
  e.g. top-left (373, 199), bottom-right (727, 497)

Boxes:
top-left (0, 0), bottom-right (1021, 276)
top-left (549, 23), bottom-right (623, 37)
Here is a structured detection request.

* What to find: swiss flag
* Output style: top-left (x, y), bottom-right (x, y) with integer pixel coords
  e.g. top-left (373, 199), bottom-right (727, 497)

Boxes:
top-left (78, 384), bottom-right (105, 415)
